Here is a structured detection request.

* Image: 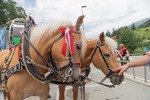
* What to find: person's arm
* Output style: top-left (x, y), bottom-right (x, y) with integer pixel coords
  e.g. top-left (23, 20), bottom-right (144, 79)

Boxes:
top-left (127, 55), bottom-right (150, 67)
top-left (114, 54), bottom-right (150, 76)
top-left (126, 49), bottom-right (129, 57)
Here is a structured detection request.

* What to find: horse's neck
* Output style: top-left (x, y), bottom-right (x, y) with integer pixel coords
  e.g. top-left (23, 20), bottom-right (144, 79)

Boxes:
top-left (81, 41), bottom-right (95, 69)
top-left (29, 41), bottom-right (50, 71)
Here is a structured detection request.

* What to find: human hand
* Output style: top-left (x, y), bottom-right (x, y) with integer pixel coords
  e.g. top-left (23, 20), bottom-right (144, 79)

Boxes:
top-left (114, 64), bottom-right (129, 76)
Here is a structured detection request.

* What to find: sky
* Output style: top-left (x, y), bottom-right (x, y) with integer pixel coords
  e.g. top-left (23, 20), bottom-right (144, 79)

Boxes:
top-left (14, 0), bottom-right (150, 38)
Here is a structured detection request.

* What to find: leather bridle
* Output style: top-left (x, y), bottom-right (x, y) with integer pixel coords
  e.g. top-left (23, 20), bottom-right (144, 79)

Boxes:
top-left (49, 34), bottom-right (74, 81)
top-left (91, 40), bottom-right (114, 77)
top-left (22, 16), bottom-right (82, 83)
top-left (48, 27), bottom-right (83, 83)
top-left (89, 40), bottom-right (115, 87)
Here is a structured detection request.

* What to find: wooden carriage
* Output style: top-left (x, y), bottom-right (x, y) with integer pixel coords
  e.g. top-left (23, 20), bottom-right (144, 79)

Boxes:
top-left (0, 18), bottom-right (25, 50)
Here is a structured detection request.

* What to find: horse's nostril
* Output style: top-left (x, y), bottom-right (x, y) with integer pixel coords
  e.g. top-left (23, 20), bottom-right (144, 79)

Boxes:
top-left (71, 67), bottom-right (81, 81)
top-left (110, 73), bottom-right (124, 85)
top-left (116, 75), bottom-right (124, 85)
top-left (119, 78), bottom-right (122, 82)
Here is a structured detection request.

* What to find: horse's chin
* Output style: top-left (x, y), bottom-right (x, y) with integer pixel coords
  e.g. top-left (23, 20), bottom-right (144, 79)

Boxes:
top-left (109, 73), bottom-right (124, 85)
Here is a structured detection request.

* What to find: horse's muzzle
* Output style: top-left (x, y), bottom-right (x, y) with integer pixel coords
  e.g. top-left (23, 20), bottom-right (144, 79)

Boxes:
top-left (70, 63), bottom-right (81, 82)
top-left (109, 73), bottom-right (124, 85)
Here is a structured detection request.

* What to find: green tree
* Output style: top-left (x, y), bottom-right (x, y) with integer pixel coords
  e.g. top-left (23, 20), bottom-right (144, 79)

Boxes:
top-left (131, 23), bottom-right (136, 31)
top-left (106, 30), bottom-right (111, 37)
top-left (117, 26), bottom-right (142, 53)
top-left (111, 28), bottom-right (120, 39)
top-left (0, 0), bottom-right (26, 25)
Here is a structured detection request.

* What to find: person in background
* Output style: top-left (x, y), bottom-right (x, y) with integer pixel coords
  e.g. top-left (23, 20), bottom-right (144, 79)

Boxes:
top-left (114, 49), bottom-right (119, 58)
top-left (118, 44), bottom-right (129, 65)
top-left (115, 51), bottom-right (150, 76)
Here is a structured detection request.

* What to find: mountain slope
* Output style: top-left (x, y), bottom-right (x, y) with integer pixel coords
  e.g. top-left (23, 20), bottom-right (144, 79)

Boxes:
top-left (138, 19), bottom-right (150, 28)
top-left (129, 18), bottom-right (150, 28)
top-left (134, 27), bottom-right (150, 40)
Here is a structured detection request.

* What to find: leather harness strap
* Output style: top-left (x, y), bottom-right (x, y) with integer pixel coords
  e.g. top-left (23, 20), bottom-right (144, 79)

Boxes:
top-left (81, 40), bottom-right (115, 88)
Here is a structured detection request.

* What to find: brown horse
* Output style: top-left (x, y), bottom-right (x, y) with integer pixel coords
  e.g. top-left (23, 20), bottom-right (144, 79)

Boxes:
top-left (0, 15), bottom-right (87, 100)
top-left (58, 32), bottom-right (124, 100)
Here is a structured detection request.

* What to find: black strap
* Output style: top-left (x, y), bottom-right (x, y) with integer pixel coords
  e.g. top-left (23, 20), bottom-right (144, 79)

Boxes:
top-left (22, 34), bottom-right (46, 81)
top-left (89, 40), bottom-right (115, 86)
top-left (23, 33), bottom-right (51, 67)
top-left (22, 16), bottom-right (48, 82)
top-left (50, 80), bottom-right (74, 85)
top-left (49, 33), bottom-right (73, 72)
top-left (5, 62), bottom-right (23, 78)
top-left (49, 34), bottom-right (64, 70)
top-left (91, 40), bottom-right (112, 72)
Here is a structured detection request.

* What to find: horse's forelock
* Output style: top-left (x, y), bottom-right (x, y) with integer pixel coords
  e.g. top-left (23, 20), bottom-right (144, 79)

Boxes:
top-left (105, 37), bottom-right (118, 53)
top-left (30, 20), bottom-right (72, 45)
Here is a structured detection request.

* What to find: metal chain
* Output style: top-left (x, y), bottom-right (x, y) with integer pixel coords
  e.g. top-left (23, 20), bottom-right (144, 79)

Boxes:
top-left (25, 56), bottom-right (49, 70)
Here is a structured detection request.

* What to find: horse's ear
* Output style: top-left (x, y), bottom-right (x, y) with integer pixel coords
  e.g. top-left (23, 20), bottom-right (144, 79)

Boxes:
top-left (99, 32), bottom-right (105, 44)
top-left (111, 35), bottom-right (117, 40)
top-left (75, 15), bottom-right (85, 31)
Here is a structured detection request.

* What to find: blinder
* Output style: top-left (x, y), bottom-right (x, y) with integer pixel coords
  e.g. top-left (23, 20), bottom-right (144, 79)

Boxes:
top-left (48, 26), bottom-right (82, 84)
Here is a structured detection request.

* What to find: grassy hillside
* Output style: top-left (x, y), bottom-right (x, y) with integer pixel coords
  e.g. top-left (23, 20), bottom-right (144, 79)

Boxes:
top-left (134, 27), bottom-right (150, 40)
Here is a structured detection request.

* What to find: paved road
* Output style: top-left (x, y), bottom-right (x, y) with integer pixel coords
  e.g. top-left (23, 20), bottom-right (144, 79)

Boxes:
top-left (0, 56), bottom-right (150, 100)
top-left (24, 68), bottom-right (150, 100)
top-left (1, 78), bottom-right (150, 100)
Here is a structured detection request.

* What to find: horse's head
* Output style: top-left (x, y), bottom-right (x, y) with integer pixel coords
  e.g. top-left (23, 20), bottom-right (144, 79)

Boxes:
top-left (84, 32), bottom-right (124, 85)
top-left (30, 15), bottom-right (86, 82)
top-left (68, 15), bottom-right (87, 82)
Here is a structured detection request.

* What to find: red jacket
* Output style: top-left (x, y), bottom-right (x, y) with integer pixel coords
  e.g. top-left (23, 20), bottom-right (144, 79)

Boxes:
top-left (119, 47), bottom-right (128, 57)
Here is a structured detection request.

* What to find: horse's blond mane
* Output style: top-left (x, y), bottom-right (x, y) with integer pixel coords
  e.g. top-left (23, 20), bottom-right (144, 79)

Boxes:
top-left (30, 20), bottom-right (72, 44)
top-left (87, 36), bottom-right (117, 54)
top-left (29, 20), bottom-right (87, 58)
top-left (80, 29), bottom-right (87, 59)
top-left (105, 37), bottom-right (118, 53)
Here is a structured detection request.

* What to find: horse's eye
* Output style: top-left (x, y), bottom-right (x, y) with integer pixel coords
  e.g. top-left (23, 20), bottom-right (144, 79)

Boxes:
top-left (103, 53), bottom-right (110, 57)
